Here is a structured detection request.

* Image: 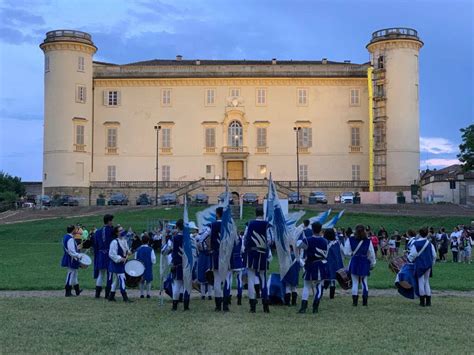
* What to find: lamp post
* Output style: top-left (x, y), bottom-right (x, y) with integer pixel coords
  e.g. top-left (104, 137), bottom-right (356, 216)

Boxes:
top-left (293, 127), bottom-right (301, 204)
top-left (154, 125), bottom-right (161, 206)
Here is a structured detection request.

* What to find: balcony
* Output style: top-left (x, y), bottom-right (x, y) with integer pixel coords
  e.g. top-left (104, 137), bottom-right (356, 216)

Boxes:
top-left (221, 146), bottom-right (249, 158)
top-left (370, 28), bottom-right (421, 45)
top-left (349, 145), bottom-right (362, 153)
top-left (106, 147), bottom-right (118, 155)
top-left (298, 147), bottom-right (310, 154)
top-left (74, 144), bottom-right (86, 152)
top-left (42, 30), bottom-right (95, 47)
top-left (161, 147), bottom-right (172, 154)
top-left (255, 146), bottom-right (268, 154)
top-left (204, 147), bottom-right (216, 154)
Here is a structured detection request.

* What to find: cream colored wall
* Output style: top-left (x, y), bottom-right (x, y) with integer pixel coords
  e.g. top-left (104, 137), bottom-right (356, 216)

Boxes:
top-left (42, 45), bottom-right (94, 187)
top-left (91, 81), bottom-right (369, 182)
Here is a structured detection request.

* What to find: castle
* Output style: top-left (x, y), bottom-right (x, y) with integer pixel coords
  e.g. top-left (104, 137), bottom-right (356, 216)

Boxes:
top-left (40, 28), bottom-right (422, 203)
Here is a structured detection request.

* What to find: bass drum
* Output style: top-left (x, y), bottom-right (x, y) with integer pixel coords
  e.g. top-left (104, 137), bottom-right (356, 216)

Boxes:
top-left (78, 253), bottom-right (92, 269)
top-left (125, 260), bottom-right (145, 288)
top-left (336, 268), bottom-right (352, 290)
top-left (389, 255), bottom-right (408, 274)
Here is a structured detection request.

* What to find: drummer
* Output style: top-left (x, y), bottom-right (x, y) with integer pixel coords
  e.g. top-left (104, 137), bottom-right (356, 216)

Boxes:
top-left (135, 234), bottom-right (157, 299)
top-left (108, 228), bottom-right (133, 303)
top-left (61, 225), bottom-right (83, 297)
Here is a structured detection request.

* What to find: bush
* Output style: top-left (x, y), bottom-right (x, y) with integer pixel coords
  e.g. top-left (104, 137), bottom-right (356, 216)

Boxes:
top-left (0, 191), bottom-right (18, 212)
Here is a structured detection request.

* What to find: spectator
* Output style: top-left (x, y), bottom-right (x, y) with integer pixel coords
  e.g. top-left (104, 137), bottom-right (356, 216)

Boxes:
top-left (451, 237), bottom-right (459, 263)
top-left (461, 228), bottom-right (472, 264)
top-left (438, 228), bottom-right (449, 262)
top-left (393, 230), bottom-right (402, 256)
top-left (380, 236), bottom-right (389, 261)
top-left (370, 233), bottom-right (379, 259)
top-left (388, 236), bottom-right (396, 260)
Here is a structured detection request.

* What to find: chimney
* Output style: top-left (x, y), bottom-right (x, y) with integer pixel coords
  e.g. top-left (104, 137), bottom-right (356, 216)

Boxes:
top-left (195, 59), bottom-right (201, 65)
top-left (272, 58), bottom-right (277, 65)
top-left (322, 58), bottom-right (328, 64)
top-left (176, 55), bottom-right (183, 61)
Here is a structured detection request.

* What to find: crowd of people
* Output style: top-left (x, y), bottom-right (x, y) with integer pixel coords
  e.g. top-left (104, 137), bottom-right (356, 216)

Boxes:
top-left (60, 211), bottom-right (473, 313)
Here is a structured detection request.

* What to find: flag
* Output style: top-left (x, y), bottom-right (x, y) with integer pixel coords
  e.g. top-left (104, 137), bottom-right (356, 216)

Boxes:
top-left (322, 210), bottom-right (345, 229)
top-left (286, 210), bottom-right (306, 246)
top-left (218, 180), bottom-right (238, 281)
top-left (182, 196), bottom-right (194, 295)
top-left (196, 204), bottom-right (221, 231)
top-left (267, 175), bottom-right (293, 283)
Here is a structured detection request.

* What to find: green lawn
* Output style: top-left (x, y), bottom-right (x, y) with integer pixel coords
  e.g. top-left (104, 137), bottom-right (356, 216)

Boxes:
top-left (0, 296), bottom-right (472, 353)
top-left (0, 206), bottom-right (471, 290)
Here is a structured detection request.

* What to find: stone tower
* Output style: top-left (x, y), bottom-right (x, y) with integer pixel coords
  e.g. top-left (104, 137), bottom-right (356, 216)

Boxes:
top-left (367, 28), bottom-right (423, 187)
top-left (40, 30), bottom-right (96, 195)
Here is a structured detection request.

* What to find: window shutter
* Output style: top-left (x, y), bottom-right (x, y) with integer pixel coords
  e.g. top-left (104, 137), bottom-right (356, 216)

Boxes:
top-left (117, 91), bottom-right (121, 106)
top-left (83, 87), bottom-right (86, 103)
top-left (103, 90), bottom-right (108, 106)
top-left (308, 128), bottom-right (313, 147)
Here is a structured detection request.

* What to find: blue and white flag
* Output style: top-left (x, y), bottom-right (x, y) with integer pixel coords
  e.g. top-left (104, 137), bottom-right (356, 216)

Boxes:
top-left (322, 210), bottom-right (345, 229)
top-left (196, 204), bottom-right (221, 232)
top-left (182, 196), bottom-right (194, 295)
top-left (286, 210), bottom-right (306, 246)
top-left (267, 175), bottom-right (293, 283)
top-left (218, 181), bottom-right (238, 281)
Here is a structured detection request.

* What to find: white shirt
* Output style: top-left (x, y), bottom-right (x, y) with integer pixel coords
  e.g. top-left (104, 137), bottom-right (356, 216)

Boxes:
top-left (134, 246), bottom-right (157, 264)
top-left (408, 237), bottom-right (436, 265)
top-left (109, 238), bottom-right (129, 263)
top-left (66, 234), bottom-right (80, 259)
top-left (343, 238), bottom-right (376, 268)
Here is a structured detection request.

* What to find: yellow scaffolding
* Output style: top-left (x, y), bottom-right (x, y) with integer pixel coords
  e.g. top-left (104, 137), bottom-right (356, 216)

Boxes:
top-left (367, 67), bottom-right (374, 192)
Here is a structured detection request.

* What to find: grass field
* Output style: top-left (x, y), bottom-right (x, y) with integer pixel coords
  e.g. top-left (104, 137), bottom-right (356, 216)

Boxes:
top-left (0, 206), bottom-right (472, 291)
top-left (0, 296), bottom-right (472, 353)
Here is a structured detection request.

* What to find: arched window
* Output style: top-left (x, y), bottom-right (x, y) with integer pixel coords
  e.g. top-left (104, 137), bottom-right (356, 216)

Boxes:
top-left (228, 120), bottom-right (243, 147)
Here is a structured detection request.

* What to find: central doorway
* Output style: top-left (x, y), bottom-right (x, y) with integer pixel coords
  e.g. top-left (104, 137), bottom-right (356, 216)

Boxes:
top-left (227, 161), bottom-right (244, 180)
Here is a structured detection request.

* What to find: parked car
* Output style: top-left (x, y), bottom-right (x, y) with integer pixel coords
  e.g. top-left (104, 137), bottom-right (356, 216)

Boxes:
top-left (288, 192), bottom-right (303, 204)
top-left (340, 192), bottom-right (355, 204)
top-left (160, 193), bottom-right (178, 205)
top-left (60, 195), bottom-right (79, 206)
top-left (308, 191), bottom-right (328, 204)
top-left (193, 193), bottom-right (209, 205)
top-left (218, 192), bottom-right (234, 205)
top-left (40, 195), bottom-right (51, 207)
top-left (108, 193), bottom-right (129, 206)
top-left (242, 193), bottom-right (259, 205)
top-left (136, 193), bottom-right (152, 205)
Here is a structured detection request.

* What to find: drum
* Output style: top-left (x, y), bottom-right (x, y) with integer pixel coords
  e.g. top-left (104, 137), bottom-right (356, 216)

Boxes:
top-left (336, 268), bottom-right (352, 290)
top-left (78, 253), bottom-right (92, 269)
top-left (395, 263), bottom-right (418, 299)
top-left (389, 255), bottom-right (408, 274)
top-left (125, 260), bottom-right (145, 288)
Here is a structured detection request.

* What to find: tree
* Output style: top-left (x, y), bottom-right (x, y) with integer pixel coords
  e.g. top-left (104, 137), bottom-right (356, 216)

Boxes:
top-left (457, 124), bottom-right (474, 172)
top-left (0, 172), bottom-right (26, 211)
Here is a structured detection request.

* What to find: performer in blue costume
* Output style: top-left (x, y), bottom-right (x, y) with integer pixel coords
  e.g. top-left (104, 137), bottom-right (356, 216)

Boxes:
top-left (283, 245), bottom-right (300, 306)
top-left (324, 228), bottom-right (344, 299)
top-left (92, 214), bottom-right (114, 299)
top-left (224, 232), bottom-right (244, 305)
top-left (108, 228), bottom-right (133, 303)
top-left (61, 225), bottom-right (83, 297)
top-left (135, 234), bottom-right (156, 299)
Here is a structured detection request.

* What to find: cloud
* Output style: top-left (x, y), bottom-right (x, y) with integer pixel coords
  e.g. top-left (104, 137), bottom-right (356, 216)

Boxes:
top-left (420, 158), bottom-right (460, 168)
top-left (420, 137), bottom-right (457, 155)
top-left (0, 7), bottom-right (45, 26)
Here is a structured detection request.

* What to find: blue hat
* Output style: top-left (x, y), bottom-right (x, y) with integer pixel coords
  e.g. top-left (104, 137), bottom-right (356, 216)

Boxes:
top-left (120, 230), bottom-right (128, 238)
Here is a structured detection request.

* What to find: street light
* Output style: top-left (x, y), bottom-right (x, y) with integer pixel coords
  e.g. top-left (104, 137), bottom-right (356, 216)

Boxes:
top-left (154, 125), bottom-right (161, 206)
top-left (293, 127), bottom-right (301, 204)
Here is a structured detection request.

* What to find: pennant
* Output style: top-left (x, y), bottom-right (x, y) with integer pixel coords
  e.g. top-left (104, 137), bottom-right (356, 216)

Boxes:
top-left (182, 196), bottom-right (194, 295)
top-left (218, 180), bottom-right (238, 281)
top-left (322, 210), bottom-right (345, 229)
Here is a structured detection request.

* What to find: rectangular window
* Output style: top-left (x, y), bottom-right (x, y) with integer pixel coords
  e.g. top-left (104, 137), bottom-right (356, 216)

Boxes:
top-left (256, 127), bottom-right (267, 151)
top-left (76, 85), bottom-right (86, 103)
top-left (375, 84), bottom-right (384, 98)
top-left (45, 56), bottom-right (50, 72)
top-left (230, 88), bottom-right (240, 97)
top-left (205, 127), bottom-right (216, 150)
top-left (259, 165), bottom-right (267, 176)
top-left (256, 88), bottom-right (266, 105)
top-left (107, 165), bottom-right (116, 182)
top-left (75, 125), bottom-right (85, 151)
top-left (162, 128), bottom-right (171, 149)
top-left (377, 55), bottom-right (384, 69)
top-left (206, 89), bottom-right (215, 105)
top-left (350, 89), bottom-right (360, 106)
top-left (161, 89), bottom-right (171, 106)
top-left (351, 127), bottom-right (360, 147)
top-left (206, 165), bottom-right (213, 174)
top-left (415, 84), bottom-right (419, 101)
top-left (162, 165), bottom-right (170, 181)
top-left (106, 127), bottom-right (117, 154)
top-left (78, 56), bottom-right (85, 72)
top-left (105, 90), bottom-right (120, 106)
top-left (352, 165), bottom-right (360, 181)
top-left (298, 127), bottom-right (312, 148)
top-left (297, 88), bottom-right (308, 105)
top-left (299, 165), bottom-right (308, 181)
top-left (374, 125), bottom-right (385, 144)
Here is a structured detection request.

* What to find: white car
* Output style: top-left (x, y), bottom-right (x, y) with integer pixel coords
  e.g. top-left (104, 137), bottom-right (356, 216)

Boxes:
top-left (340, 192), bottom-right (355, 204)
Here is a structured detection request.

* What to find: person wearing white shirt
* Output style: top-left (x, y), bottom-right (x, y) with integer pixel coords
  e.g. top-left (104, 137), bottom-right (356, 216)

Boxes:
top-left (108, 228), bottom-right (133, 302)
top-left (60, 225), bottom-right (83, 297)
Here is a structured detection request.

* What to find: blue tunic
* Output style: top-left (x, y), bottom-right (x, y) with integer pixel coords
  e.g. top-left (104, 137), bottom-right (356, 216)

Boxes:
top-left (108, 239), bottom-right (126, 274)
top-left (93, 225), bottom-right (114, 278)
top-left (197, 250), bottom-right (211, 283)
top-left (136, 245), bottom-right (154, 282)
top-left (326, 240), bottom-right (344, 280)
top-left (348, 237), bottom-right (371, 277)
top-left (268, 273), bottom-right (285, 304)
top-left (61, 234), bottom-right (80, 269)
top-left (413, 239), bottom-right (434, 277)
top-left (230, 238), bottom-right (244, 270)
top-left (171, 233), bottom-right (183, 281)
top-left (303, 236), bottom-right (328, 281)
top-left (244, 219), bottom-right (270, 272)
top-left (282, 251), bottom-right (300, 287)
top-left (209, 221), bottom-right (221, 271)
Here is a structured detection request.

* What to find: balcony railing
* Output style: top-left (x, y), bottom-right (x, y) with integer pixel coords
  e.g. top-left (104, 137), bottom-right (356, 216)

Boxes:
top-left (256, 146), bottom-right (268, 154)
top-left (371, 28), bottom-right (419, 41)
top-left (106, 147), bottom-right (118, 154)
top-left (349, 145), bottom-right (362, 153)
top-left (204, 147), bottom-right (216, 153)
top-left (74, 144), bottom-right (86, 152)
top-left (298, 147), bottom-right (310, 154)
top-left (222, 146), bottom-right (249, 153)
top-left (161, 147), bottom-right (172, 154)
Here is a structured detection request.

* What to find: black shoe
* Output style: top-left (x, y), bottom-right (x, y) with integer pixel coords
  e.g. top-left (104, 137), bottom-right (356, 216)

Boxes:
top-left (179, 293), bottom-right (184, 302)
top-left (122, 292), bottom-right (133, 303)
top-left (237, 295), bottom-right (242, 306)
top-left (426, 296), bottom-right (431, 307)
top-left (65, 285), bottom-right (73, 297)
top-left (249, 299), bottom-right (257, 313)
top-left (298, 300), bottom-right (308, 314)
top-left (284, 293), bottom-right (291, 306)
top-left (172, 300), bottom-right (178, 311)
top-left (223, 297), bottom-right (230, 312)
top-left (228, 295), bottom-right (232, 305)
top-left (419, 295), bottom-right (426, 307)
top-left (362, 295), bottom-right (368, 306)
top-left (352, 295), bottom-right (358, 307)
top-left (73, 284), bottom-right (82, 296)
top-left (291, 292), bottom-right (298, 306)
top-left (263, 300), bottom-right (270, 313)
top-left (215, 297), bottom-right (222, 312)
top-left (140, 295), bottom-right (145, 299)
top-left (108, 291), bottom-right (116, 302)
top-left (184, 298), bottom-right (190, 311)
top-left (329, 286), bottom-right (336, 299)
top-left (208, 296), bottom-right (212, 300)
top-left (95, 286), bottom-right (102, 299)
top-left (105, 287), bottom-right (111, 299)
top-left (255, 284), bottom-right (261, 299)
top-left (201, 296), bottom-right (205, 300)
top-left (146, 295), bottom-right (151, 299)
top-left (312, 300), bottom-right (320, 314)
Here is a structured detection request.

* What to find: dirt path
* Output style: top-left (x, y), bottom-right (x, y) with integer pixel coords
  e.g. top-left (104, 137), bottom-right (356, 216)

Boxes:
top-left (1, 289), bottom-right (473, 298)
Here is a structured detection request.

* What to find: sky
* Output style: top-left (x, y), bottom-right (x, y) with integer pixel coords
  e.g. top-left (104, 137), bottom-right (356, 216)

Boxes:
top-left (0, 0), bottom-right (472, 181)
